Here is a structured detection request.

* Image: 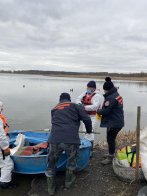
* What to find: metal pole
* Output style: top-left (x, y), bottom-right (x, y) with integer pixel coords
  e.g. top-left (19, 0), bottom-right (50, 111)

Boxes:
top-left (135, 106), bottom-right (141, 182)
top-left (28, 129), bottom-right (100, 134)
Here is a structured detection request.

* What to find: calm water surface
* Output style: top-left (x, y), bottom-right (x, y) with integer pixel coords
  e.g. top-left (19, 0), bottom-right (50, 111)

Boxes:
top-left (0, 73), bottom-right (147, 196)
top-left (1, 73), bottom-right (147, 132)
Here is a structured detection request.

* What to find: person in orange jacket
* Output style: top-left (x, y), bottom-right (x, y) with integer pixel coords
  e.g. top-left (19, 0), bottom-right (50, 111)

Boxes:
top-left (0, 101), bottom-right (15, 189)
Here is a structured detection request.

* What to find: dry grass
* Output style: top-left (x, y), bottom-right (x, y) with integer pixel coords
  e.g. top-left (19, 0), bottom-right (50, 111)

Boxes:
top-left (95, 130), bottom-right (136, 150)
top-left (116, 130), bottom-right (136, 148)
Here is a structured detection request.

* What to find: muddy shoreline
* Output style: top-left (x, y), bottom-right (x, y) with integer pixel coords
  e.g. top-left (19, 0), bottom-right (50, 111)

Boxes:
top-left (0, 148), bottom-right (141, 196)
top-left (27, 147), bottom-right (143, 196)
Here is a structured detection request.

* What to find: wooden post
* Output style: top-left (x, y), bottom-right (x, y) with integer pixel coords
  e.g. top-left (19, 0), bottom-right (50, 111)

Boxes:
top-left (135, 106), bottom-right (141, 182)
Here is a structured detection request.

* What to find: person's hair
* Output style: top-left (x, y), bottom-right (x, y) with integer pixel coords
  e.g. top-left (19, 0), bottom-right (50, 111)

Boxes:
top-left (59, 93), bottom-right (71, 101)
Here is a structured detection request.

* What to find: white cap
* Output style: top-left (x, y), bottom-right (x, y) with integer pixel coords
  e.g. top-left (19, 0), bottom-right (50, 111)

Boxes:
top-left (0, 101), bottom-right (3, 113)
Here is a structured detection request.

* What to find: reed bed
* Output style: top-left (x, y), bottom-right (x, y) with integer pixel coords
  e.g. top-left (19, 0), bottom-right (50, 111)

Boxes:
top-left (95, 130), bottom-right (136, 150)
top-left (116, 130), bottom-right (136, 148)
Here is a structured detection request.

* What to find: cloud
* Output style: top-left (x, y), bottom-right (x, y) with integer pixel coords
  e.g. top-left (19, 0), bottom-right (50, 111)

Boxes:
top-left (0, 0), bottom-right (147, 73)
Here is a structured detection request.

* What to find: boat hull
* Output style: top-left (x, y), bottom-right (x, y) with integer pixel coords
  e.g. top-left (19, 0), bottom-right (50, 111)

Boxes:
top-left (9, 130), bottom-right (91, 174)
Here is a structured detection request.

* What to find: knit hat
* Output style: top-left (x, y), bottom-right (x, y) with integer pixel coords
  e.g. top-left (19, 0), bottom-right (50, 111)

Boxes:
top-left (103, 77), bottom-right (114, 90)
top-left (59, 93), bottom-right (71, 101)
top-left (87, 81), bottom-right (96, 89)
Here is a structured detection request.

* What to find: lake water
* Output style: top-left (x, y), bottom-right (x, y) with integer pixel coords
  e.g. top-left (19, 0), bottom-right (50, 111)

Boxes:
top-left (1, 73), bottom-right (147, 133)
top-left (0, 73), bottom-right (147, 196)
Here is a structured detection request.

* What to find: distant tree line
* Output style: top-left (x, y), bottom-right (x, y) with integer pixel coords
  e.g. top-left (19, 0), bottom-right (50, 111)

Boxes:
top-left (0, 69), bottom-right (147, 77)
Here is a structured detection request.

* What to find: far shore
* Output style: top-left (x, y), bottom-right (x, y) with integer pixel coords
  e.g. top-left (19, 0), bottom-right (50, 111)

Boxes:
top-left (1, 71), bottom-right (147, 81)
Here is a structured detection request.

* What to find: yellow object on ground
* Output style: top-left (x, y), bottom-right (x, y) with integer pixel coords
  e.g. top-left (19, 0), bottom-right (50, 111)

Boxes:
top-left (116, 144), bottom-right (141, 168)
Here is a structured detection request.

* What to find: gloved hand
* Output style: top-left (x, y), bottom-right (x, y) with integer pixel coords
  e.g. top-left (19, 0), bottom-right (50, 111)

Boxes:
top-left (96, 113), bottom-right (101, 120)
top-left (78, 103), bottom-right (84, 107)
top-left (84, 133), bottom-right (94, 142)
top-left (3, 147), bottom-right (11, 156)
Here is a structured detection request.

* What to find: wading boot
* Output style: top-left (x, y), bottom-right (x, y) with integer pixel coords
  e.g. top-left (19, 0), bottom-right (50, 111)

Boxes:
top-left (65, 170), bottom-right (76, 189)
top-left (101, 155), bottom-right (114, 165)
top-left (103, 153), bottom-right (114, 158)
top-left (46, 176), bottom-right (56, 195)
top-left (0, 181), bottom-right (17, 189)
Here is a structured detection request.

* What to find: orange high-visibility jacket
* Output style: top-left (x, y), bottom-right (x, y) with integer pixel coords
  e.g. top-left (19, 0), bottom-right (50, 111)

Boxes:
top-left (0, 114), bottom-right (8, 135)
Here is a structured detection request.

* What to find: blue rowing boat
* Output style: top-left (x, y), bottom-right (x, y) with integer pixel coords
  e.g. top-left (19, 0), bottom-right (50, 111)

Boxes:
top-left (9, 130), bottom-right (92, 174)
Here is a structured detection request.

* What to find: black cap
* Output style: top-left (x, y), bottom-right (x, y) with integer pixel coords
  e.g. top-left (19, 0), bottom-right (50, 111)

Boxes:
top-left (59, 93), bottom-right (71, 102)
top-left (87, 81), bottom-right (96, 89)
top-left (103, 77), bottom-right (114, 91)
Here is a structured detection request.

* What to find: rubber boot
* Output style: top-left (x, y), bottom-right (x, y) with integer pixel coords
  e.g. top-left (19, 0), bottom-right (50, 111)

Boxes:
top-left (103, 153), bottom-right (113, 158)
top-left (46, 176), bottom-right (56, 195)
top-left (0, 181), bottom-right (17, 189)
top-left (101, 155), bottom-right (114, 165)
top-left (65, 170), bottom-right (76, 189)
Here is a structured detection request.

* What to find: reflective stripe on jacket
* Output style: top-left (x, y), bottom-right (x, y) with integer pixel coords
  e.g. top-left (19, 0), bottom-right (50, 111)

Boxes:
top-left (97, 87), bottom-right (124, 128)
top-left (48, 100), bottom-right (92, 144)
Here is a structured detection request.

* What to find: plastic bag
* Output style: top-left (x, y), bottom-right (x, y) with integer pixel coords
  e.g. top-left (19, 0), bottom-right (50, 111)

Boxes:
top-left (10, 133), bottom-right (25, 155)
top-left (84, 133), bottom-right (94, 141)
top-left (140, 127), bottom-right (147, 180)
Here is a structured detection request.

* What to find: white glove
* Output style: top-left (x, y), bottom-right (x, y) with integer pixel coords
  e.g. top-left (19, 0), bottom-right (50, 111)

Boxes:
top-left (84, 133), bottom-right (94, 142)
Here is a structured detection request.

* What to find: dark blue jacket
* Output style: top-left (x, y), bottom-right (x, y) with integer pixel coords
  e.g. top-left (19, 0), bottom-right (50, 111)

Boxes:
top-left (97, 87), bottom-right (124, 128)
top-left (48, 100), bottom-right (92, 144)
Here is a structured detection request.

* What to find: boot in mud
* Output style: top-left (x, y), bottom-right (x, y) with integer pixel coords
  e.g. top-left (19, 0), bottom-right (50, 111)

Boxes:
top-left (0, 181), bottom-right (17, 189)
top-left (101, 155), bottom-right (114, 165)
top-left (46, 176), bottom-right (56, 195)
top-left (103, 153), bottom-right (114, 158)
top-left (65, 170), bottom-right (76, 189)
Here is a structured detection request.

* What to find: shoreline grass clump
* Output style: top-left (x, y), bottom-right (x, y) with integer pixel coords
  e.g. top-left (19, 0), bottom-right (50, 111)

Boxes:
top-left (95, 130), bottom-right (136, 150)
top-left (116, 130), bottom-right (136, 148)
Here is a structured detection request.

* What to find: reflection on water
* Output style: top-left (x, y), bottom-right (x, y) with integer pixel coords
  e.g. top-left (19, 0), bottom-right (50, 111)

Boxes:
top-left (1, 73), bottom-right (147, 133)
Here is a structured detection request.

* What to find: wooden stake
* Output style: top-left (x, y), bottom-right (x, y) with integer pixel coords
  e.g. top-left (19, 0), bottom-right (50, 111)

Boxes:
top-left (135, 106), bottom-right (141, 182)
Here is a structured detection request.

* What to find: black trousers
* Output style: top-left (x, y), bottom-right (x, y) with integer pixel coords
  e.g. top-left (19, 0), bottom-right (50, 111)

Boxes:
top-left (107, 127), bottom-right (122, 155)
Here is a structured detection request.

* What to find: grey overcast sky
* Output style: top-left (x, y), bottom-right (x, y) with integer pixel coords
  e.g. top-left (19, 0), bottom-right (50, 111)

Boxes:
top-left (0, 0), bottom-right (147, 73)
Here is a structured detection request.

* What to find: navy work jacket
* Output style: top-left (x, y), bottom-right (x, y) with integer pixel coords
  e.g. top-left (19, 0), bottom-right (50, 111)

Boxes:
top-left (97, 87), bottom-right (124, 129)
top-left (48, 100), bottom-right (92, 144)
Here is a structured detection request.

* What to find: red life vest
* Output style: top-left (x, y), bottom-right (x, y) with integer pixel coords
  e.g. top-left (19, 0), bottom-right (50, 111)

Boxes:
top-left (81, 93), bottom-right (96, 115)
top-left (0, 114), bottom-right (9, 135)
